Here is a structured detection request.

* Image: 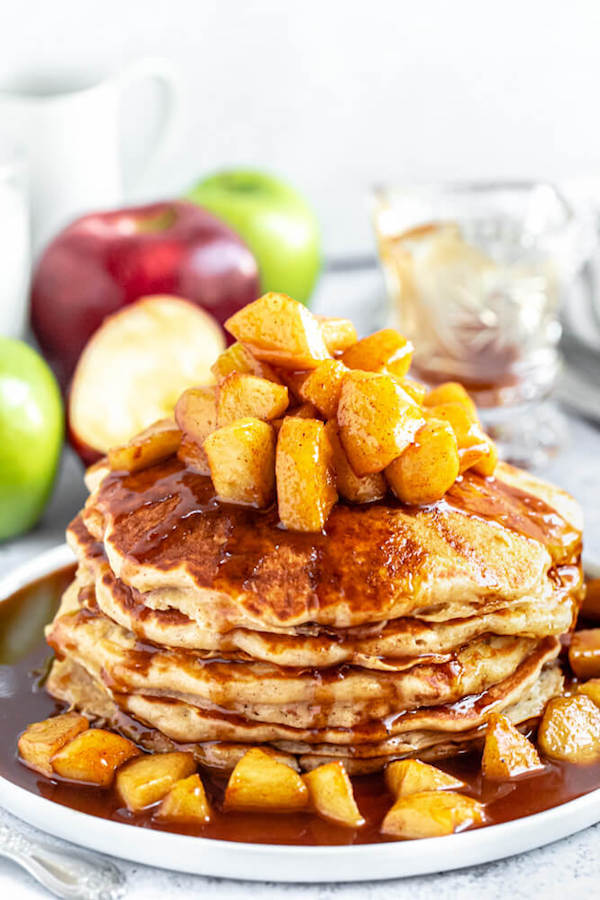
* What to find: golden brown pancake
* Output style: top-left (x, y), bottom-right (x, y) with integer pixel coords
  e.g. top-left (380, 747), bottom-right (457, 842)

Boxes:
top-left (46, 578), bottom-right (544, 728)
top-left (80, 459), bottom-right (582, 630)
top-left (68, 516), bottom-right (577, 669)
top-left (46, 653), bottom-right (561, 773)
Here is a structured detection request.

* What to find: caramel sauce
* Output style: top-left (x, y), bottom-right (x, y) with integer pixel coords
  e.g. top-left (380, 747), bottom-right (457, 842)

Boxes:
top-left (2, 568), bottom-right (600, 845)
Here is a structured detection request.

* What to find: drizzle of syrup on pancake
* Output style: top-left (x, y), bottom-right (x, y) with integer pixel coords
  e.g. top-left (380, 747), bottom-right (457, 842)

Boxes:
top-left (2, 567), bottom-right (600, 846)
top-left (87, 460), bottom-right (581, 627)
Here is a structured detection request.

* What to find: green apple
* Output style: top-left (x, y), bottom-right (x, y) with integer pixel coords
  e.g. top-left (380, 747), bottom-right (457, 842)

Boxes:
top-left (0, 339), bottom-right (63, 541)
top-left (186, 170), bottom-right (321, 305)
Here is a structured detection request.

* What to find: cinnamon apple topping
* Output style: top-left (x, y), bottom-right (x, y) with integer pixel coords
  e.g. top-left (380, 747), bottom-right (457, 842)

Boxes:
top-left (107, 292), bottom-right (498, 531)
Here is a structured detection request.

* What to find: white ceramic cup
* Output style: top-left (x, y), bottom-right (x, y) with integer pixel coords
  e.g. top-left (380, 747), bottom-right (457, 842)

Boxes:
top-left (0, 139), bottom-right (30, 337)
top-left (0, 59), bottom-right (179, 252)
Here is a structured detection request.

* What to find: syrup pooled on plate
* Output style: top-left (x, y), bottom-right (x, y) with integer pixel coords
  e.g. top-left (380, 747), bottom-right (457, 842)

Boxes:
top-left (2, 567), bottom-right (600, 845)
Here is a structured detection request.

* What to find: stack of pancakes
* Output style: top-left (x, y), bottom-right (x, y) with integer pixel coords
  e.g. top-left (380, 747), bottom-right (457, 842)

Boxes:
top-left (46, 456), bottom-right (583, 773)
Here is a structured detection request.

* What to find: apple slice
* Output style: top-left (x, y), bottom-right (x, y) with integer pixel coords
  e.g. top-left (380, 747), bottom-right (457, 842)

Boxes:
top-left (69, 295), bottom-right (225, 464)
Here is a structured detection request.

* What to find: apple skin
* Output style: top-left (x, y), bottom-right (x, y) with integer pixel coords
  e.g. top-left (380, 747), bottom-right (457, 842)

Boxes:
top-left (30, 200), bottom-right (259, 390)
top-left (186, 170), bottom-right (321, 306)
top-left (0, 339), bottom-right (63, 541)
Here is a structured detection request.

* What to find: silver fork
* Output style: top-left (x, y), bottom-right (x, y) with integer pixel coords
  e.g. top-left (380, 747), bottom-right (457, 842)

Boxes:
top-left (0, 824), bottom-right (125, 899)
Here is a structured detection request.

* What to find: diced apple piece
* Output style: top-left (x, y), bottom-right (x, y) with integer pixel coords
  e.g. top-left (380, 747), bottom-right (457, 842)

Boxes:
top-left (538, 695), bottom-right (600, 764)
top-left (276, 417), bottom-right (337, 531)
top-left (204, 418), bottom-right (275, 507)
top-left (225, 293), bottom-right (330, 370)
top-left (211, 342), bottom-right (281, 384)
top-left (224, 748), bottom-right (308, 812)
top-left (107, 419), bottom-right (181, 473)
top-left (116, 751), bottom-right (196, 811)
top-left (381, 790), bottom-right (486, 839)
top-left (577, 679), bottom-right (600, 708)
top-left (398, 376), bottom-right (427, 406)
top-left (580, 578), bottom-right (600, 622)
top-left (385, 419), bottom-right (459, 505)
top-left (341, 329), bottom-right (413, 378)
top-left (177, 434), bottom-right (210, 476)
top-left (471, 435), bottom-right (499, 477)
top-left (423, 382), bottom-right (478, 423)
top-left (155, 773), bottom-right (212, 824)
top-left (303, 761), bottom-right (365, 828)
top-left (290, 402), bottom-right (319, 419)
top-left (298, 360), bottom-right (347, 420)
top-left (51, 728), bottom-right (140, 787)
top-left (337, 371), bottom-right (425, 476)
top-left (569, 630), bottom-right (600, 679)
top-left (317, 315), bottom-right (358, 354)
top-left (217, 373), bottom-right (289, 426)
top-left (425, 402), bottom-right (495, 475)
top-left (277, 370), bottom-right (310, 402)
top-left (175, 386), bottom-right (217, 442)
top-left (18, 713), bottom-right (89, 778)
top-left (324, 420), bottom-right (386, 503)
top-left (384, 759), bottom-right (465, 798)
top-left (481, 713), bottom-right (543, 779)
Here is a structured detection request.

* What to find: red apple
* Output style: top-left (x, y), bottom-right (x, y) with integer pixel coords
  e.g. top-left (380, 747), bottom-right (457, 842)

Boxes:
top-left (68, 294), bottom-right (225, 464)
top-left (31, 200), bottom-right (259, 390)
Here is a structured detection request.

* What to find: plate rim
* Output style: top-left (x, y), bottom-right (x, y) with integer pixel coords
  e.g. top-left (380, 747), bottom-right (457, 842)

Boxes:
top-left (0, 543), bottom-right (599, 883)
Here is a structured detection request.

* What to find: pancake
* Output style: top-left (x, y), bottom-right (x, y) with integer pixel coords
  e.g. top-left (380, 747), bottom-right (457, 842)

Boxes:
top-left (46, 580), bottom-right (542, 728)
top-left (68, 516), bottom-right (578, 669)
top-left (80, 459), bottom-right (581, 630)
top-left (46, 651), bottom-right (562, 773)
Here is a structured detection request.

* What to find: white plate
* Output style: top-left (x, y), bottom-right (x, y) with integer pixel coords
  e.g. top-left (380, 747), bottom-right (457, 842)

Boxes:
top-left (0, 543), bottom-right (599, 884)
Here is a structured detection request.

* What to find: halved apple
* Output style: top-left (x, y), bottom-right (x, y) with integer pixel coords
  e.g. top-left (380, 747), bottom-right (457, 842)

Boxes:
top-left (68, 295), bottom-right (224, 464)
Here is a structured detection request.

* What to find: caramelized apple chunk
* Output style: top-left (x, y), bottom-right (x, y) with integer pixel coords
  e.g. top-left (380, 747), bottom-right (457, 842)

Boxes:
top-left (18, 713), bottom-right (89, 778)
top-left (177, 434), bottom-right (211, 476)
top-left (116, 751), bottom-right (196, 811)
top-left (317, 315), bottom-right (358, 354)
top-left (425, 402), bottom-right (496, 475)
top-left (538, 695), bottom-right (600, 764)
top-left (577, 678), bottom-right (600, 708)
top-left (303, 762), bottom-right (365, 828)
top-left (298, 359), bottom-right (347, 419)
top-left (341, 329), bottom-right (413, 378)
top-left (581, 579), bottom-right (600, 622)
top-left (385, 419), bottom-right (459, 505)
top-left (224, 748), bottom-right (308, 812)
top-left (217, 372), bottom-right (289, 427)
top-left (398, 376), bottom-right (427, 406)
top-left (337, 371), bottom-right (425, 476)
top-left (174, 386), bottom-right (216, 475)
top-left (211, 342), bottom-right (281, 384)
top-left (324, 420), bottom-right (386, 504)
top-left (51, 728), bottom-right (140, 787)
top-left (107, 419), bottom-right (181, 473)
top-left (481, 713), bottom-right (543, 779)
top-left (381, 790), bottom-right (486, 839)
top-left (384, 759), bottom-right (464, 798)
top-left (569, 630), bottom-right (600, 680)
top-left (424, 382), bottom-right (478, 423)
top-left (204, 417), bottom-right (275, 507)
top-left (175, 385), bottom-right (216, 433)
top-left (155, 773), bottom-right (212, 824)
top-left (276, 417), bottom-right (337, 531)
top-left (225, 293), bottom-right (330, 369)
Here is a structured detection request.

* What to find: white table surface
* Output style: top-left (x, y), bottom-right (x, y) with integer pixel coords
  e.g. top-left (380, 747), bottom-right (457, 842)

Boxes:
top-left (2, 269), bottom-right (600, 899)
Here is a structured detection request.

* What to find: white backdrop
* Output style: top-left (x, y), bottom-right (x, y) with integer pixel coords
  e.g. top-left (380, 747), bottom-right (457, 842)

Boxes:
top-left (1, 0), bottom-right (599, 258)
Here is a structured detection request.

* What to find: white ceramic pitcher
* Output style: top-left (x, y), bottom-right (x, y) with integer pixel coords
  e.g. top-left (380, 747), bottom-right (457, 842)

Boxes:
top-left (0, 59), bottom-right (179, 252)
